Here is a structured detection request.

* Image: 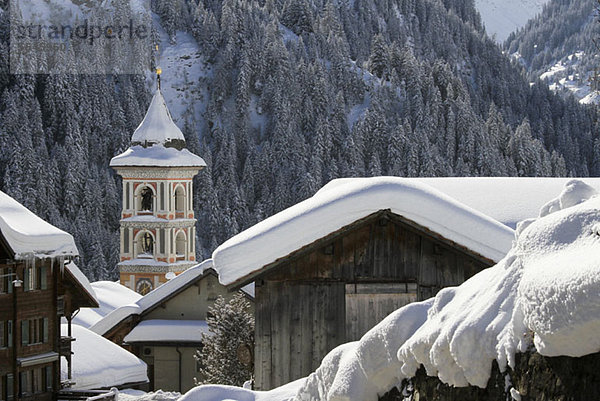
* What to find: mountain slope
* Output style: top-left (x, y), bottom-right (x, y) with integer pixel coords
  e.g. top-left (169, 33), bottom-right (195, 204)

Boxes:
top-left (0, 0), bottom-right (598, 281)
top-left (505, 0), bottom-right (600, 104)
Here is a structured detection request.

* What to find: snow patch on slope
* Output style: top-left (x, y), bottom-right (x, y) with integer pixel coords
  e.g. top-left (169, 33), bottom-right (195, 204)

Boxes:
top-left (540, 51), bottom-right (600, 105)
top-left (152, 14), bottom-right (210, 137)
top-left (475, 0), bottom-right (548, 42)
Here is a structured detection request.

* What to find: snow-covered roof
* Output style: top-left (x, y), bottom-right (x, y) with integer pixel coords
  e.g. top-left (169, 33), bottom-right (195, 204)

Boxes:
top-left (73, 281), bottom-right (141, 328)
top-left (61, 324), bottom-right (147, 390)
top-left (91, 260), bottom-right (213, 336)
top-left (123, 319), bottom-right (209, 343)
top-left (131, 89), bottom-right (185, 148)
top-left (65, 262), bottom-right (98, 307)
top-left (110, 144), bottom-right (206, 168)
top-left (411, 177), bottom-right (600, 229)
top-left (212, 177), bottom-right (516, 287)
top-left (0, 191), bottom-right (78, 259)
top-left (109, 89), bottom-right (206, 168)
top-left (293, 179), bottom-right (600, 399)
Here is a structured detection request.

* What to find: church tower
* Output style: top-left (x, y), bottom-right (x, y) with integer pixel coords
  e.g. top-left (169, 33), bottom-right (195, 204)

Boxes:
top-left (110, 84), bottom-right (206, 295)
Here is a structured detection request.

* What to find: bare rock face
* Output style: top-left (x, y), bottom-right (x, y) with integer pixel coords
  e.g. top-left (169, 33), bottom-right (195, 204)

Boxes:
top-left (380, 351), bottom-right (600, 401)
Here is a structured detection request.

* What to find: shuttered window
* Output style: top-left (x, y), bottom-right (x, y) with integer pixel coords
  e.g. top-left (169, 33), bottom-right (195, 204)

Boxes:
top-left (40, 266), bottom-right (47, 290)
top-left (21, 321), bottom-right (28, 345)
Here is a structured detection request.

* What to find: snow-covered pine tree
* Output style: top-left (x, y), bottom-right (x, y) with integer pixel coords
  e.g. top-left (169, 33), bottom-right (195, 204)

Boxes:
top-left (195, 293), bottom-right (254, 387)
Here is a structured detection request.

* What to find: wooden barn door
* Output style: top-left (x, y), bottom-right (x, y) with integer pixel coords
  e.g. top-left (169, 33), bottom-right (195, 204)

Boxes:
top-left (255, 281), bottom-right (346, 391)
top-left (345, 283), bottom-right (417, 341)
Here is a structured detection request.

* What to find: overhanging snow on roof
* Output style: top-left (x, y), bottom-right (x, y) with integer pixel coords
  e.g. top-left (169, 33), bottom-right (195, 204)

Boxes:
top-left (0, 191), bottom-right (78, 259)
top-left (212, 177), bottom-right (516, 288)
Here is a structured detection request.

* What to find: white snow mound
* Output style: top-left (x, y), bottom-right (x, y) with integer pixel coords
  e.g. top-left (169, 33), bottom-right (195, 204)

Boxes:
top-left (291, 179), bottom-right (600, 400)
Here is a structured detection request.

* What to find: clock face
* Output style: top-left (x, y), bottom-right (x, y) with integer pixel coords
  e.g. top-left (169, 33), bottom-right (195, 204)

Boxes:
top-left (136, 278), bottom-right (153, 295)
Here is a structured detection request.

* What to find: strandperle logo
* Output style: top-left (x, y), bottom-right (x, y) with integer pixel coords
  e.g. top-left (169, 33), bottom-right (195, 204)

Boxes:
top-left (10, 0), bottom-right (153, 74)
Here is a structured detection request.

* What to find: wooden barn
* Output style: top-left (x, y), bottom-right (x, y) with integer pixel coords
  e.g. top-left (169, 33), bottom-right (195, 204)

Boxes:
top-left (212, 177), bottom-right (516, 390)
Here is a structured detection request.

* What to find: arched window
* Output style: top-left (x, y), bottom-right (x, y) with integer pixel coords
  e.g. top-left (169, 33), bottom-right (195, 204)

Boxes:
top-left (136, 185), bottom-right (154, 213)
top-left (175, 231), bottom-right (186, 260)
top-left (136, 231), bottom-right (155, 258)
top-left (175, 185), bottom-right (185, 216)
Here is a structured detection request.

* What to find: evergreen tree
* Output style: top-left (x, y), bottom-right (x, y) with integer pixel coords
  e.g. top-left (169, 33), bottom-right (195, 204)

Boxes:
top-left (195, 294), bottom-right (254, 386)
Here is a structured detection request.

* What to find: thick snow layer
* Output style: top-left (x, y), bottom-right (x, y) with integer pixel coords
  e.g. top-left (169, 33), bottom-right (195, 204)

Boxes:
top-left (91, 260), bottom-right (213, 336)
top-left (61, 324), bottom-right (147, 390)
top-left (131, 89), bottom-right (185, 146)
top-left (124, 319), bottom-right (209, 343)
top-left (293, 179), bottom-right (600, 400)
top-left (0, 191), bottom-right (78, 259)
top-left (213, 177), bottom-right (515, 287)
top-left (475, 0), bottom-right (548, 42)
top-left (392, 177), bottom-right (600, 229)
top-left (180, 378), bottom-right (306, 401)
top-left (73, 281), bottom-right (141, 328)
top-left (110, 144), bottom-right (206, 168)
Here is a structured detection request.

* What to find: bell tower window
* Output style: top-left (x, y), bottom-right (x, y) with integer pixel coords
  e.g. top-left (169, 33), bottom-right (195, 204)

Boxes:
top-left (175, 185), bottom-right (185, 217)
top-left (176, 231), bottom-right (186, 260)
top-left (136, 231), bottom-right (155, 259)
top-left (141, 187), bottom-right (153, 211)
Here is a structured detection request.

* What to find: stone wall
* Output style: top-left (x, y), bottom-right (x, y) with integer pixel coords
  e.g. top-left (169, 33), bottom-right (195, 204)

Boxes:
top-left (380, 351), bottom-right (600, 401)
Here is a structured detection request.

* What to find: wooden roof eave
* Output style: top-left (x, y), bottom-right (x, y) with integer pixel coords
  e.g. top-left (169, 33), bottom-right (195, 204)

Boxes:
top-left (225, 209), bottom-right (497, 291)
top-left (0, 229), bottom-right (16, 261)
top-left (64, 268), bottom-right (99, 308)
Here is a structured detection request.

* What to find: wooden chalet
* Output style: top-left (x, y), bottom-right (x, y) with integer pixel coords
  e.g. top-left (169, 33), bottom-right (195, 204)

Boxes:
top-left (0, 191), bottom-right (98, 401)
top-left (212, 177), bottom-right (516, 390)
top-left (90, 260), bottom-right (254, 394)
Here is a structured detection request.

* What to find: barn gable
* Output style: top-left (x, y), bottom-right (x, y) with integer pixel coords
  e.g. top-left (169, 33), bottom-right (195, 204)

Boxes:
top-left (253, 209), bottom-right (492, 390)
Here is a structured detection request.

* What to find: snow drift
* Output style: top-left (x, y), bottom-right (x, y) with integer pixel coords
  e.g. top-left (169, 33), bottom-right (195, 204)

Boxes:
top-left (293, 179), bottom-right (600, 400)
